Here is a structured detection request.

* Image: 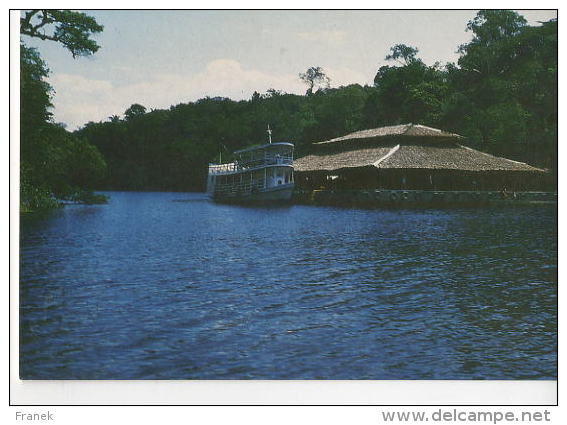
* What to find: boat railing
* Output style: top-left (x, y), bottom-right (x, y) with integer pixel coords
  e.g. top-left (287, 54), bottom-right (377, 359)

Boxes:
top-left (214, 179), bottom-right (266, 196)
top-left (209, 156), bottom-right (293, 175)
top-left (237, 155), bottom-right (293, 169)
top-left (208, 162), bottom-right (238, 175)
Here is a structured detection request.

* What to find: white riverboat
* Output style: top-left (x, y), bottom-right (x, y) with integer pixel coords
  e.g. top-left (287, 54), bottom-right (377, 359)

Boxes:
top-left (206, 128), bottom-right (294, 202)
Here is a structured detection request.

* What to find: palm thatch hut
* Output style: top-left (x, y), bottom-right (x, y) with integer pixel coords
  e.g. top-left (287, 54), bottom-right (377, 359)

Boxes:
top-left (294, 124), bottom-right (549, 191)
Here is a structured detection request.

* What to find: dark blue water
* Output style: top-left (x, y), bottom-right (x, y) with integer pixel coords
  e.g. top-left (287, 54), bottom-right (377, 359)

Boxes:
top-left (20, 192), bottom-right (557, 379)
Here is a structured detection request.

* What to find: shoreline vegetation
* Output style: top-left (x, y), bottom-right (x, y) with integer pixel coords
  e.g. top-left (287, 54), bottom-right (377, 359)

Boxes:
top-left (20, 189), bottom-right (109, 214)
top-left (20, 10), bottom-right (557, 213)
top-left (20, 10), bottom-right (106, 213)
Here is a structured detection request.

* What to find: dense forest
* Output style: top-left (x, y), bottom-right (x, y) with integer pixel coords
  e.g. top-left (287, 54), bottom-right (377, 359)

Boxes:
top-left (20, 10), bottom-right (107, 211)
top-left (21, 10), bottom-right (557, 209)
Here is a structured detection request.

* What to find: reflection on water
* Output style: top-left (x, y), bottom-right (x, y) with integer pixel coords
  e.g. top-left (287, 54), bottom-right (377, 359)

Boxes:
top-left (20, 192), bottom-right (557, 379)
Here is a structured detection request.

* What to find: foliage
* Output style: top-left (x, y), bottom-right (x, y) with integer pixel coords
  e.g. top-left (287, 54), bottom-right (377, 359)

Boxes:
top-left (68, 190), bottom-right (109, 205)
top-left (20, 10), bottom-right (107, 212)
top-left (20, 9), bottom-right (103, 57)
top-left (124, 104), bottom-right (147, 120)
top-left (20, 164), bottom-right (61, 212)
top-left (299, 66), bottom-right (330, 95)
top-left (385, 44), bottom-right (420, 66)
top-left (35, 10), bottom-right (556, 194)
top-left (368, 45), bottom-right (449, 127)
top-left (20, 45), bottom-right (52, 128)
top-left (448, 12), bottom-right (557, 168)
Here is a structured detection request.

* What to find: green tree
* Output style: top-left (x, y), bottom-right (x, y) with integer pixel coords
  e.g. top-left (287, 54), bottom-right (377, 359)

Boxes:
top-left (385, 44), bottom-right (420, 66)
top-left (299, 66), bottom-right (330, 95)
top-left (20, 9), bottom-right (103, 57)
top-left (72, 11), bottom-right (557, 192)
top-left (458, 10), bottom-right (527, 76)
top-left (367, 45), bottom-right (449, 126)
top-left (20, 10), bottom-right (107, 211)
top-left (20, 44), bottom-right (52, 135)
top-left (302, 84), bottom-right (371, 144)
top-left (446, 10), bottom-right (557, 170)
top-left (124, 103), bottom-right (147, 120)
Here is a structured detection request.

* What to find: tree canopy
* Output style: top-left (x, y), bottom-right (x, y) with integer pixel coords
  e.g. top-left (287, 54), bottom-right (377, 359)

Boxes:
top-left (21, 10), bottom-right (557, 200)
top-left (124, 104), bottom-right (148, 120)
top-left (20, 10), bottom-right (107, 211)
top-left (299, 66), bottom-right (330, 95)
top-left (385, 44), bottom-right (421, 66)
top-left (20, 9), bottom-right (103, 57)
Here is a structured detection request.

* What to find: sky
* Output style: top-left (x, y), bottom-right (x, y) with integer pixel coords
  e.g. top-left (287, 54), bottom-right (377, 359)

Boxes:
top-left (19, 10), bottom-right (558, 130)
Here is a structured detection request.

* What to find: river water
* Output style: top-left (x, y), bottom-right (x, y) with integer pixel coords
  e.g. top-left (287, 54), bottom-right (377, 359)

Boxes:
top-left (20, 191), bottom-right (557, 379)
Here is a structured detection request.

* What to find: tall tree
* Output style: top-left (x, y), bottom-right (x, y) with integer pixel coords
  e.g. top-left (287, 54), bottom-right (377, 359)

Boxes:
top-left (20, 10), bottom-right (107, 210)
top-left (458, 10), bottom-right (526, 76)
top-left (385, 44), bottom-right (420, 66)
top-left (446, 10), bottom-right (556, 169)
top-left (20, 9), bottom-right (103, 57)
top-left (299, 66), bottom-right (330, 95)
top-left (20, 45), bottom-right (52, 131)
top-left (124, 104), bottom-right (147, 120)
top-left (367, 45), bottom-right (449, 126)
top-left (53, 11), bottom-right (556, 193)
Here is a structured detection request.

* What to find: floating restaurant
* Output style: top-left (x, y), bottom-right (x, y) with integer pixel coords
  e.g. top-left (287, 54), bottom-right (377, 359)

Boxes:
top-left (295, 123), bottom-right (547, 191)
top-left (294, 124), bottom-right (553, 205)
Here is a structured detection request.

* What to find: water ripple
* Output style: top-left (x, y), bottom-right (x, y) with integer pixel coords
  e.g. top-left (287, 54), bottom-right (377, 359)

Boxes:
top-left (19, 192), bottom-right (557, 379)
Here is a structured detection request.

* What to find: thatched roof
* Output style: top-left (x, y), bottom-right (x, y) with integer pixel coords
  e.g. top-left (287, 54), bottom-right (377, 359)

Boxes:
top-left (295, 146), bottom-right (396, 171)
top-left (379, 144), bottom-right (544, 172)
top-left (315, 123), bottom-right (462, 146)
top-left (294, 124), bottom-right (545, 173)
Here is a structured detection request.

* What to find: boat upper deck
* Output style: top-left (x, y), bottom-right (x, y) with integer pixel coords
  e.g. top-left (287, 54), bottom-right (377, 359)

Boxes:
top-left (234, 142), bottom-right (293, 154)
top-left (209, 142), bottom-right (294, 175)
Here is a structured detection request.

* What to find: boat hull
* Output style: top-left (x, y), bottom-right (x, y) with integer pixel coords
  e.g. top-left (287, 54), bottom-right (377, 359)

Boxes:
top-left (212, 184), bottom-right (294, 203)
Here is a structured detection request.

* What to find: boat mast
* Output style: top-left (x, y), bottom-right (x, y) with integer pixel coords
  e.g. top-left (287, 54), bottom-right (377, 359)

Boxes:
top-left (219, 142), bottom-right (227, 164)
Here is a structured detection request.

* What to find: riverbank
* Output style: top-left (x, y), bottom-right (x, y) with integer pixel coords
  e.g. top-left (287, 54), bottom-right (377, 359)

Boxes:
top-left (20, 190), bottom-right (109, 213)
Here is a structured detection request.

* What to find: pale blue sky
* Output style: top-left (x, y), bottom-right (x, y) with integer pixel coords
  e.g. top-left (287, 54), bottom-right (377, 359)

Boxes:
top-left (20, 10), bottom-right (557, 129)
